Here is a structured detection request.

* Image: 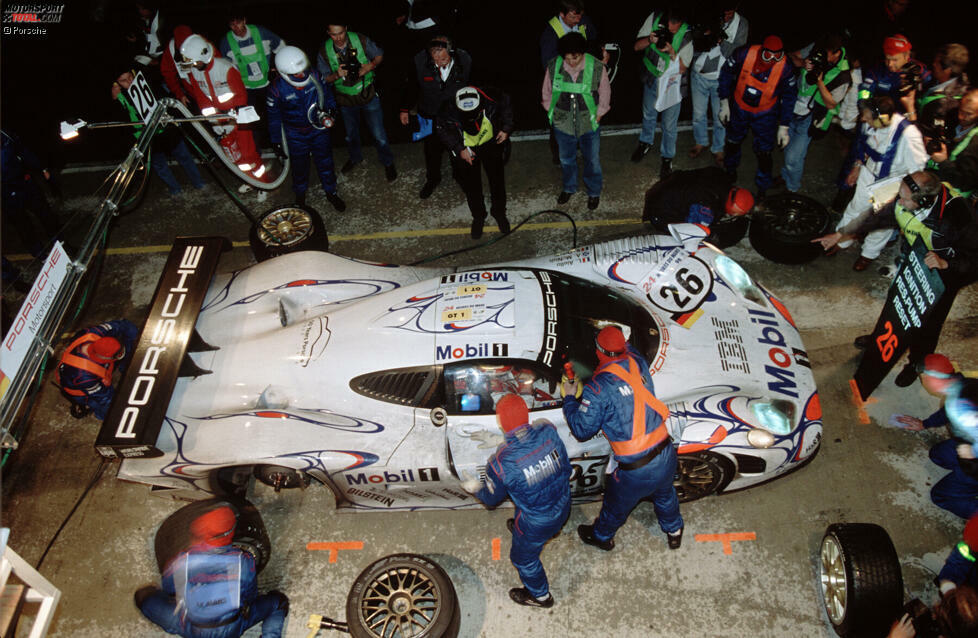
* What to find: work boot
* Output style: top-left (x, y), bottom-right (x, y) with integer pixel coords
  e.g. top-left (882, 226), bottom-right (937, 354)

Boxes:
top-left (660, 157), bottom-right (673, 179)
top-left (852, 256), bottom-right (874, 272)
top-left (631, 141), bottom-right (652, 163)
top-left (853, 334), bottom-right (871, 350)
top-left (493, 213), bottom-right (511, 234)
top-left (895, 363), bottom-right (919, 387)
top-left (509, 588), bottom-right (554, 608)
top-left (667, 526), bottom-right (684, 550)
top-left (70, 403), bottom-right (92, 419)
top-left (385, 164), bottom-right (398, 182)
top-left (557, 191), bottom-right (573, 205)
top-left (688, 144), bottom-right (705, 159)
top-left (577, 524), bottom-right (614, 550)
top-left (587, 196), bottom-right (600, 210)
top-left (419, 179), bottom-right (440, 199)
top-left (325, 191), bottom-right (346, 212)
top-left (471, 215), bottom-right (486, 240)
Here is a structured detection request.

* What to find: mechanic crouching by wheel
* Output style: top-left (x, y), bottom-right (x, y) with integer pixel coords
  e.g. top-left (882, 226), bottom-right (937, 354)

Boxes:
top-left (56, 319), bottom-right (138, 420)
top-left (267, 46), bottom-right (346, 212)
top-left (135, 506), bottom-right (289, 637)
top-left (460, 394), bottom-right (571, 608)
top-left (561, 326), bottom-right (684, 551)
top-left (642, 165), bottom-right (753, 239)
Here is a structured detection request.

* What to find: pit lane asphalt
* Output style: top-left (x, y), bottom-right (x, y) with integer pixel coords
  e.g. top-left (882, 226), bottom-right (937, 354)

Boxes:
top-left (2, 129), bottom-right (976, 637)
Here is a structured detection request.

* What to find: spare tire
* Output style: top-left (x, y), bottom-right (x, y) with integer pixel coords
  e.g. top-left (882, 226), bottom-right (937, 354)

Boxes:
top-left (346, 553), bottom-right (459, 638)
top-left (250, 205), bottom-right (329, 262)
top-left (748, 193), bottom-right (831, 264)
top-left (153, 497), bottom-right (271, 574)
top-left (819, 522), bottom-right (904, 637)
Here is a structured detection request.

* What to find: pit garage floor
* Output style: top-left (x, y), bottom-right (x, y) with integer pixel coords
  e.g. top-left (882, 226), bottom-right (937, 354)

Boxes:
top-left (2, 127), bottom-right (976, 637)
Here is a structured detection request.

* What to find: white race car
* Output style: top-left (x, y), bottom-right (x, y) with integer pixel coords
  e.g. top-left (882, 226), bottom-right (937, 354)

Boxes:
top-left (96, 223), bottom-right (822, 509)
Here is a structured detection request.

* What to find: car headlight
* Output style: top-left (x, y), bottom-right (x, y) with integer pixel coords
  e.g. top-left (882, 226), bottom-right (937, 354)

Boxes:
top-left (714, 255), bottom-right (767, 306)
top-left (750, 399), bottom-right (796, 435)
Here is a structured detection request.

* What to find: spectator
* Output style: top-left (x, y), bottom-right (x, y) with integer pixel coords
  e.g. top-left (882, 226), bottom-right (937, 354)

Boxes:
top-left (719, 4), bottom-right (749, 62)
top-left (127, 1), bottom-right (165, 68)
top-left (919, 89), bottom-right (978, 197)
top-left (631, 6), bottom-right (694, 179)
top-left (1, 130), bottom-right (60, 258)
top-left (780, 34), bottom-right (852, 192)
top-left (437, 86), bottom-right (513, 239)
top-left (857, 34), bottom-right (931, 121)
top-left (219, 12), bottom-right (284, 149)
top-left (539, 0), bottom-right (606, 68)
top-left (56, 320), bottom-right (138, 420)
top-left (920, 44), bottom-right (970, 103)
top-left (718, 35), bottom-right (797, 198)
top-left (399, 35), bottom-right (473, 200)
top-left (542, 32), bottom-right (611, 210)
top-left (317, 22), bottom-right (397, 182)
top-left (112, 69), bottom-right (206, 198)
top-left (267, 46), bottom-right (346, 212)
top-left (687, 10), bottom-right (728, 165)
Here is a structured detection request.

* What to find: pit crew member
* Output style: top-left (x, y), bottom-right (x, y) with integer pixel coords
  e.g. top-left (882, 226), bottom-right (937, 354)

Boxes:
top-left (642, 165), bottom-right (753, 233)
top-left (56, 319), bottom-right (138, 420)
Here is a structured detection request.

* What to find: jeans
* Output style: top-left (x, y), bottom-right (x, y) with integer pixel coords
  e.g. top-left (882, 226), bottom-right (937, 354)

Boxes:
top-left (510, 501), bottom-right (569, 598)
top-left (640, 80), bottom-right (681, 159)
top-left (339, 96), bottom-right (394, 167)
top-left (553, 127), bottom-right (602, 197)
top-left (690, 72), bottom-right (724, 153)
top-left (781, 113), bottom-right (814, 192)
top-left (593, 444), bottom-right (683, 542)
top-left (139, 589), bottom-right (288, 638)
top-left (150, 139), bottom-right (205, 195)
top-left (929, 438), bottom-right (978, 520)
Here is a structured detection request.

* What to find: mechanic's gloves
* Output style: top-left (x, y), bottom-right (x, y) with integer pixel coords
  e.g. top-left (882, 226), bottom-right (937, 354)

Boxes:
top-left (459, 470), bottom-right (483, 495)
top-left (471, 430), bottom-right (504, 450)
top-left (777, 125), bottom-right (790, 149)
top-left (271, 143), bottom-right (288, 162)
top-left (718, 99), bottom-right (731, 126)
top-left (560, 375), bottom-right (582, 399)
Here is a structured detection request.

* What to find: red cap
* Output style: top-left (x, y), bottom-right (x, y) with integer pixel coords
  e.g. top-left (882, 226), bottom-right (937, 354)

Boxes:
top-left (883, 34), bottom-right (912, 56)
top-left (90, 337), bottom-right (123, 363)
top-left (596, 326), bottom-right (626, 357)
top-left (762, 35), bottom-right (783, 52)
top-left (922, 353), bottom-right (955, 378)
top-left (965, 514), bottom-right (978, 551)
top-left (190, 506), bottom-right (236, 547)
top-left (496, 393), bottom-right (528, 433)
top-left (725, 187), bottom-right (754, 216)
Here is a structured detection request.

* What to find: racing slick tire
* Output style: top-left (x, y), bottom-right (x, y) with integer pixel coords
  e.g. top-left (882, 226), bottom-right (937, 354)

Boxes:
top-left (748, 193), bottom-right (832, 264)
top-left (673, 451), bottom-right (735, 502)
top-left (250, 205), bottom-right (329, 262)
top-left (153, 496), bottom-right (271, 574)
top-left (706, 215), bottom-right (750, 249)
top-left (819, 523), bottom-right (904, 638)
top-left (346, 553), bottom-right (459, 638)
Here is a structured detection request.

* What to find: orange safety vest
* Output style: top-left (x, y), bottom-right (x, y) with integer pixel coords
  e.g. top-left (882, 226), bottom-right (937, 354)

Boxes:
top-left (734, 45), bottom-right (786, 114)
top-left (600, 357), bottom-right (670, 457)
top-left (57, 333), bottom-right (114, 396)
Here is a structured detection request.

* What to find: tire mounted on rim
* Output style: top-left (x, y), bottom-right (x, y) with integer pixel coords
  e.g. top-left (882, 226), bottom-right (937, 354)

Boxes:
top-left (250, 205), bottom-right (329, 262)
top-left (748, 193), bottom-right (832, 264)
top-left (672, 451), bottom-right (735, 502)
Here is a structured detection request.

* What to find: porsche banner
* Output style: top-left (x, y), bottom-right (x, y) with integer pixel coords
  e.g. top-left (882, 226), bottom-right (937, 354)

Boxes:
top-left (95, 236), bottom-right (229, 458)
top-left (852, 238), bottom-right (945, 400)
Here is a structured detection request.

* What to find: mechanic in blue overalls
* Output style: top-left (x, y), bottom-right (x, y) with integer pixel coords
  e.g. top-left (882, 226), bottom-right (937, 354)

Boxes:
top-left (57, 319), bottom-right (139, 420)
top-left (136, 506), bottom-right (289, 638)
top-left (561, 325), bottom-right (684, 550)
top-left (937, 513), bottom-right (978, 595)
top-left (461, 393), bottom-right (571, 608)
top-left (266, 45), bottom-right (346, 212)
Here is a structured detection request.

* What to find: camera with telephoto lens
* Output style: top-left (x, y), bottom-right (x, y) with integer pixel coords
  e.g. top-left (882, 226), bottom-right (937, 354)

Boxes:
top-left (903, 598), bottom-right (942, 638)
top-left (652, 25), bottom-right (671, 48)
top-left (898, 61), bottom-right (922, 96)
top-left (340, 48), bottom-right (362, 87)
top-left (689, 18), bottom-right (725, 54)
top-left (806, 49), bottom-right (829, 85)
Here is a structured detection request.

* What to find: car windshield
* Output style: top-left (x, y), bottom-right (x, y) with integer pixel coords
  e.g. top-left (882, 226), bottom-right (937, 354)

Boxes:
top-left (540, 270), bottom-right (661, 376)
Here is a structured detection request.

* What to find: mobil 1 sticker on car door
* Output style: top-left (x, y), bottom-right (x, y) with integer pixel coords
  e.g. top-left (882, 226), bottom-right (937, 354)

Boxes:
top-left (639, 248), bottom-right (714, 315)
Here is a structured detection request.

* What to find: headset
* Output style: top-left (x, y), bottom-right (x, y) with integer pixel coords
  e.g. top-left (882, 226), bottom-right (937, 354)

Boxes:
top-left (902, 174), bottom-right (937, 208)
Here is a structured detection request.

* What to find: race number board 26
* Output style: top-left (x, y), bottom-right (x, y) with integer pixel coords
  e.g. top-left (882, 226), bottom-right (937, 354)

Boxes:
top-left (126, 71), bottom-right (158, 124)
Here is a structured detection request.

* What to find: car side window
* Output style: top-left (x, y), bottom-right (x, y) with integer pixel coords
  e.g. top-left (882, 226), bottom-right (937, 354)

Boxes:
top-left (444, 360), bottom-right (560, 415)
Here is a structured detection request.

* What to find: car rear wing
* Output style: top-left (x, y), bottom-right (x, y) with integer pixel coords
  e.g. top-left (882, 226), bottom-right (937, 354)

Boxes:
top-left (95, 236), bottom-right (230, 459)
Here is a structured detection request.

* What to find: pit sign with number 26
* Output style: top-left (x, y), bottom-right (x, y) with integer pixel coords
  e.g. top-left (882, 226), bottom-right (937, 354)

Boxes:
top-left (126, 71), bottom-right (158, 124)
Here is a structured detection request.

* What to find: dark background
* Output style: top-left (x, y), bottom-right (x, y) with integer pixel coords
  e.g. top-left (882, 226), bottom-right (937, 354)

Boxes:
top-left (1, 0), bottom-right (973, 170)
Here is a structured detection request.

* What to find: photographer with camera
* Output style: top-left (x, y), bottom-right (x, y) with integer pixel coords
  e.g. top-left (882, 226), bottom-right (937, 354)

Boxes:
top-left (921, 44), bottom-right (970, 104)
top-left (317, 23), bottom-right (397, 182)
top-left (858, 34), bottom-right (931, 121)
top-left (780, 34), bottom-right (852, 192)
top-left (687, 8), bottom-right (728, 164)
top-left (919, 89), bottom-right (978, 197)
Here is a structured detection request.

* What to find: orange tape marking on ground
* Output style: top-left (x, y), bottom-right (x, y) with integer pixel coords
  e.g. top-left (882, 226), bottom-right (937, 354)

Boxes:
top-left (694, 532), bottom-right (756, 555)
top-left (849, 378), bottom-right (878, 424)
top-left (306, 541), bottom-right (364, 563)
top-left (491, 537), bottom-right (501, 561)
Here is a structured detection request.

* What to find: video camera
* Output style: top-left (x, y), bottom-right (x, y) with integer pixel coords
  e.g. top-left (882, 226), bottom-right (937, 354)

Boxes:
top-left (897, 61), bottom-right (922, 96)
top-left (340, 48), bottom-right (362, 87)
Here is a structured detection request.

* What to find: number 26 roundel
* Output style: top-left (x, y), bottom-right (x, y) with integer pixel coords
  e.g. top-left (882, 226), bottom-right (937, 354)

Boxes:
top-left (646, 256), bottom-right (714, 315)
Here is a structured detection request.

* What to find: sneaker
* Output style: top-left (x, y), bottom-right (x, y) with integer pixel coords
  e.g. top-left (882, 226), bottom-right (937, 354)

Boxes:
top-left (659, 157), bottom-right (673, 179)
top-left (895, 363), bottom-right (919, 387)
top-left (688, 144), bottom-right (705, 159)
top-left (419, 180), bottom-right (440, 199)
top-left (385, 164), bottom-right (398, 182)
top-left (557, 191), bottom-right (573, 205)
top-left (341, 159), bottom-right (361, 174)
top-left (471, 216), bottom-right (485, 240)
top-left (667, 526), bottom-right (684, 550)
top-left (577, 524), bottom-right (614, 551)
top-left (631, 142), bottom-right (652, 163)
top-left (325, 191), bottom-right (346, 212)
top-left (587, 196), bottom-right (600, 210)
top-left (509, 588), bottom-right (554, 608)
top-left (853, 334), bottom-right (872, 350)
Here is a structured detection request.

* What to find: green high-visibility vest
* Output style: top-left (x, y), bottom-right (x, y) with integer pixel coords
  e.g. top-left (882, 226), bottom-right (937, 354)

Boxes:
top-left (226, 25), bottom-right (270, 89)
top-left (324, 31), bottom-right (374, 95)
top-left (798, 49), bottom-right (849, 130)
top-left (926, 125), bottom-right (978, 197)
top-left (462, 113), bottom-right (494, 148)
top-left (642, 14), bottom-right (687, 78)
top-left (895, 202), bottom-right (936, 250)
top-left (548, 54), bottom-right (600, 132)
top-left (548, 16), bottom-right (587, 40)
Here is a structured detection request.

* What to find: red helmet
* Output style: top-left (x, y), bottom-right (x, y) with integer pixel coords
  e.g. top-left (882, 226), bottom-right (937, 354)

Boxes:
top-left (190, 506), bottom-right (236, 547)
top-left (496, 393), bottom-right (529, 432)
top-left (725, 187), bottom-right (754, 216)
top-left (90, 337), bottom-right (124, 363)
top-left (921, 353), bottom-right (955, 379)
top-left (595, 325), bottom-right (626, 357)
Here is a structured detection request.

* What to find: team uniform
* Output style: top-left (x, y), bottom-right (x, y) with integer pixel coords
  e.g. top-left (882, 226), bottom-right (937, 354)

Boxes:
top-left (57, 320), bottom-right (138, 420)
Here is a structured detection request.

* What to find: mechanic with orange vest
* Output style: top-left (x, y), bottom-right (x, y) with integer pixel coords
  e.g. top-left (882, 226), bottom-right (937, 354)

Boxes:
top-left (461, 394), bottom-right (571, 608)
top-left (718, 35), bottom-right (797, 198)
top-left (561, 325), bottom-right (684, 551)
top-left (57, 320), bottom-right (138, 420)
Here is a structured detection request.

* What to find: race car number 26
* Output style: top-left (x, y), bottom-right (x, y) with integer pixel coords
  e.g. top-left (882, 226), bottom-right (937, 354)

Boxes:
top-left (569, 457), bottom-right (607, 496)
top-left (646, 256), bottom-right (714, 314)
